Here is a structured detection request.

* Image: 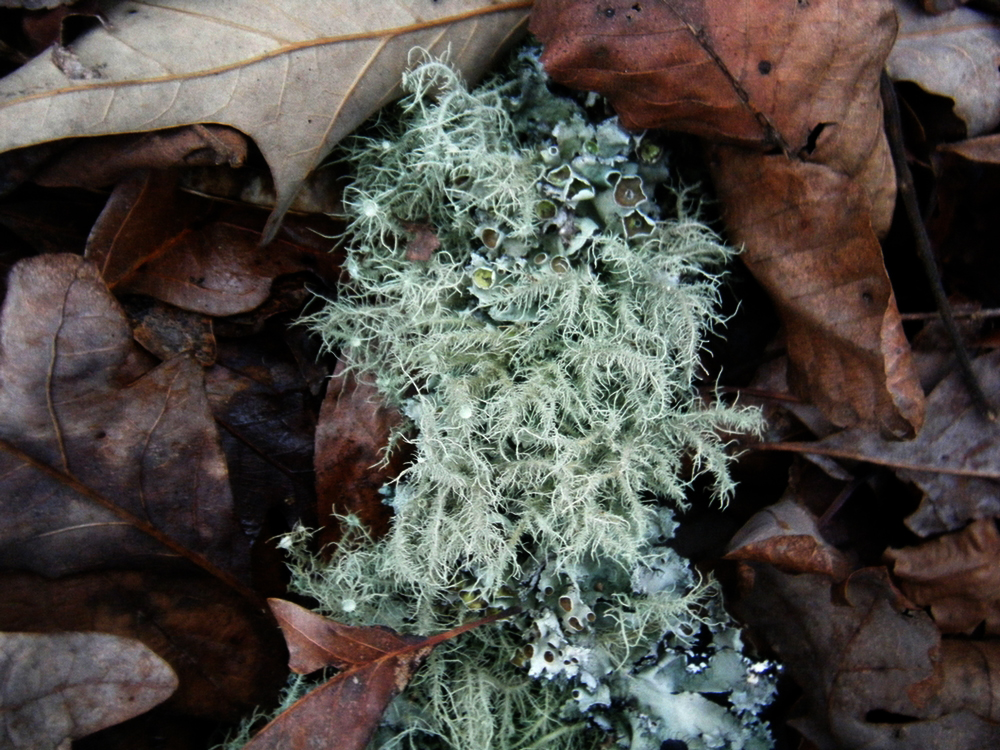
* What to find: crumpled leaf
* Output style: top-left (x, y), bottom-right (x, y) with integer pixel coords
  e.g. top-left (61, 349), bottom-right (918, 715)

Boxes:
top-left (0, 569), bottom-right (287, 719)
top-left (725, 496), bottom-right (850, 579)
top-left (733, 564), bottom-right (1000, 749)
top-left (0, 0), bottom-right (532, 241)
top-left (886, 518), bottom-right (1000, 635)
top-left (771, 349), bottom-right (1000, 537)
top-left (246, 599), bottom-right (508, 750)
top-left (0, 254), bottom-right (248, 580)
top-left (888, 2), bottom-right (1000, 138)
top-left (531, 0), bottom-right (924, 436)
top-left (0, 630), bottom-right (178, 750)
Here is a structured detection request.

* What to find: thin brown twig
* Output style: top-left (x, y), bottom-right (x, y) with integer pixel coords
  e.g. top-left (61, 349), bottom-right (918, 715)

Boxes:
top-left (880, 71), bottom-right (996, 421)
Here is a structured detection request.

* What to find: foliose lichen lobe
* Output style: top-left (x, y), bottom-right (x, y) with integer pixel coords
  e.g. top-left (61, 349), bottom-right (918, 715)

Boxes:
top-left (293, 48), bottom-right (777, 750)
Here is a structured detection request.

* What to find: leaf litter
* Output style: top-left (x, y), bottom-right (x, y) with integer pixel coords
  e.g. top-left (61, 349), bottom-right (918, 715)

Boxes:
top-left (0, 0), bottom-right (999, 748)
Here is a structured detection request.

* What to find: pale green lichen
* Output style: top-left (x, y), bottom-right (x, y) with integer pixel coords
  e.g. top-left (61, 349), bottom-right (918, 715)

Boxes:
top-left (246, 48), bottom-right (777, 750)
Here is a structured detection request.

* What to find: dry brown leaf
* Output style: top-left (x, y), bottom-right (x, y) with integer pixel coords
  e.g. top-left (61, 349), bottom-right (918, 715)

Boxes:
top-left (886, 518), bottom-right (1000, 634)
top-left (768, 350), bottom-right (1000, 537)
top-left (313, 363), bottom-right (408, 547)
top-left (733, 564), bottom-right (1000, 749)
top-left (0, 570), bottom-right (287, 719)
top-left (248, 600), bottom-right (508, 750)
top-left (0, 1), bottom-right (532, 240)
top-left (0, 254), bottom-right (248, 580)
top-left (0, 630), bottom-right (177, 750)
top-left (888, 1), bottom-right (1000, 138)
top-left (725, 497), bottom-right (850, 579)
top-left (531, 0), bottom-right (924, 436)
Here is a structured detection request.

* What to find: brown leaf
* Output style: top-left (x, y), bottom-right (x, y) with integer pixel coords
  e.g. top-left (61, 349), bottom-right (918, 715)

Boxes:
top-left (33, 125), bottom-right (247, 189)
top-left (531, 0), bottom-right (925, 435)
top-left (0, 630), bottom-right (177, 750)
top-left (732, 564), bottom-right (1000, 749)
top-left (249, 600), bottom-right (509, 750)
top-left (85, 171), bottom-right (340, 316)
top-left (886, 518), bottom-right (1000, 634)
top-left (314, 364), bottom-right (407, 547)
top-left (0, 570), bottom-right (287, 719)
top-left (725, 497), bottom-right (850, 579)
top-left (888, 2), bottom-right (1000, 138)
top-left (765, 350), bottom-right (1000, 536)
top-left (0, 254), bottom-right (248, 580)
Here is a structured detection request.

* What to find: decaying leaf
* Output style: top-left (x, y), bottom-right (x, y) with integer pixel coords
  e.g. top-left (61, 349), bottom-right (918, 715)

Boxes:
top-left (888, 1), bottom-right (1000, 138)
top-left (733, 564), bottom-right (1000, 749)
top-left (886, 518), bottom-right (1000, 635)
top-left (0, 254), bottom-right (248, 579)
top-left (245, 600), bottom-right (508, 750)
top-left (531, 0), bottom-right (925, 436)
top-left (771, 350), bottom-right (1000, 537)
top-left (0, 630), bottom-right (177, 750)
top-left (0, 0), bottom-right (532, 240)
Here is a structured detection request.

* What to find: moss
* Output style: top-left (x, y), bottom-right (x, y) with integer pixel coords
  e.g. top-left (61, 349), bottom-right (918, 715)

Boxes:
top-left (281, 48), bottom-right (775, 750)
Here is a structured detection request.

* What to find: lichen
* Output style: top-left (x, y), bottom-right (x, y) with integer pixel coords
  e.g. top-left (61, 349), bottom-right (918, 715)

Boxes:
top-left (271, 48), bottom-right (776, 750)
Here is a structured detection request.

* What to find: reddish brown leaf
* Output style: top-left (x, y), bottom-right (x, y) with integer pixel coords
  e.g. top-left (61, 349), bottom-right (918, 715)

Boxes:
top-left (0, 254), bottom-right (248, 581)
top-left (0, 630), bottom-right (177, 750)
top-left (248, 600), bottom-right (510, 750)
top-left (733, 564), bottom-right (1000, 749)
top-left (314, 364), bottom-right (407, 546)
top-left (531, 0), bottom-right (925, 435)
top-left (725, 497), bottom-right (850, 579)
top-left (886, 518), bottom-right (1000, 634)
top-left (33, 125), bottom-right (247, 190)
top-left (85, 172), bottom-right (340, 316)
top-left (0, 570), bottom-right (287, 720)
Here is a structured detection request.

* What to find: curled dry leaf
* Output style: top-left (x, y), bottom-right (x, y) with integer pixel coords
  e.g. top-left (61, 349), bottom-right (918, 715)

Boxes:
top-left (886, 518), bottom-right (1000, 634)
top-left (531, 0), bottom-right (925, 436)
top-left (0, 254), bottom-right (248, 579)
top-left (0, 631), bottom-right (177, 750)
top-left (725, 497), bottom-right (850, 579)
top-left (888, 1), bottom-right (1000, 138)
top-left (733, 564), bottom-right (1000, 749)
top-left (0, 0), bottom-right (532, 241)
top-left (247, 600), bottom-right (509, 750)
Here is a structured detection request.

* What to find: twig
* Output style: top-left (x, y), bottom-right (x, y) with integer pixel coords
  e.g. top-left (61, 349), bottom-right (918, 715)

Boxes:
top-left (880, 71), bottom-right (996, 421)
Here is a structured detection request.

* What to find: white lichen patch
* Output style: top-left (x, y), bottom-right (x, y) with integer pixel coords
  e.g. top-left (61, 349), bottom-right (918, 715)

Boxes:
top-left (273, 48), bottom-right (777, 750)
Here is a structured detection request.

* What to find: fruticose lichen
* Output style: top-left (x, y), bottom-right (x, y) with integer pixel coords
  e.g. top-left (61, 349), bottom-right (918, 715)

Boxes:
top-left (280, 48), bottom-right (776, 750)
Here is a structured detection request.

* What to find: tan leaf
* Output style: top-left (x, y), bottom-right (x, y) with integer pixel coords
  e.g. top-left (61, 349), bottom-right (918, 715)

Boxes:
top-left (888, 1), bottom-right (1000, 138)
top-left (0, 631), bottom-right (177, 750)
top-left (0, 254), bottom-right (247, 580)
top-left (886, 518), bottom-right (1000, 634)
top-left (530, 0), bottom-right (924, 435)
top-left (0, 1), bottom-right (532, 241)
top-left (249, 599), bottom-right (509, 750)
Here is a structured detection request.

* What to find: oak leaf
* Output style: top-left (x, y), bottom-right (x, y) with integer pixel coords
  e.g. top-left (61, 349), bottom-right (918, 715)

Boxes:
top-left (0, 631), bottom-right (178, 750)
top-left (530, 0), bottom-right (925, 436)
top-left (244, 599), bottom-right (508, 750)
top-left (0, 0), bottom-right (532, 241)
